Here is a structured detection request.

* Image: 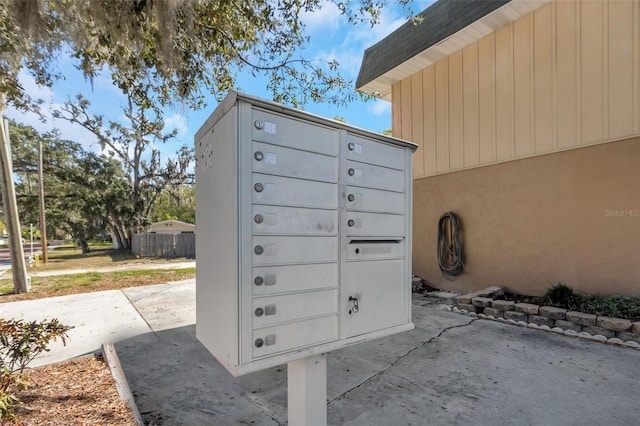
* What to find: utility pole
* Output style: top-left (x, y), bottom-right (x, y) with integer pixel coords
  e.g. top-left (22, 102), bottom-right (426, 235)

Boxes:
top-left (38, 137), bottom-right (48, 263)
top-left (0, 116), bottom-right (29, 292)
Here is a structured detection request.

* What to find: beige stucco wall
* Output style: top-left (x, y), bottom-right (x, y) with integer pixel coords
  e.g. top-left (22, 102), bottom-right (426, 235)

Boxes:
top-left (389, 0), bottom-right (640, 295)
top-left (413, 136), bottom-right (640, 296)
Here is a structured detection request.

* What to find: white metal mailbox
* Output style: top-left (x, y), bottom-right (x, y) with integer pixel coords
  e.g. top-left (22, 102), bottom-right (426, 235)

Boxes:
top-left (195, 91), bottom-right (417, 377)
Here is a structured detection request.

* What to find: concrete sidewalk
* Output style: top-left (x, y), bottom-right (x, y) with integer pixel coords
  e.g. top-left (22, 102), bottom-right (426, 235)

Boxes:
top-left (2, 281), bottom-right (639, 425)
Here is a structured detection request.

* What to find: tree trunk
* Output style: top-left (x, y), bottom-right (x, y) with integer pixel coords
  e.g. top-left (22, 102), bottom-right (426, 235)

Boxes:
top-left (79, 239), bottom-right (90, 254)
top-left (0, 102), bottom-right (30, 293)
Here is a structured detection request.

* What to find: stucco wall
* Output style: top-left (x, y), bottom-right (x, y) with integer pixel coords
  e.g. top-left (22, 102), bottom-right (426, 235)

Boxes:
top-left (413, 136), bottom-right (640, 296)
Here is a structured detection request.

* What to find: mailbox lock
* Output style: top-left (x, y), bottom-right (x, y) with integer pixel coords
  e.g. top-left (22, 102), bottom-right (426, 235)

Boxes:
top-left (254, 151), bottom-right (264, 161)
top-left (254, 338), bottom-right (264, 348)
top-left (254, 245), bottom-right (264, 255)
top-left (348, 168), bottom-right (355, 176)
top-left (254, 183), bottom-right (264, 192)
top-left (255, 307), bottom-right (264, 317)
top-left (348, 296), bottom-right (359, 315)
top-left (254, 214), bottom-right (264, 224)
top-left (347, 194), bottom-right (355, 202)
top-left (254, 276), bottom-right (264, 286)
top-left (347, 219), bottom-right (355, 227)
top-left (347, 142), bottom-right (355, 151)
top-left (254, 120), bottom-right (264, 130)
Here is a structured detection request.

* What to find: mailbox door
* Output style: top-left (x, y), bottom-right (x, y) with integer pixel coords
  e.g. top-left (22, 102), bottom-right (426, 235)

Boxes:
top-left (252, 109), bottom-right (339, 156)
top-left (345, 161), bottom-right (405, 192)
top-left (346, 135), bottom-right (406, 170)
top-left (252, 205), bottom-right (338, 235)
top-left (252, 315), bottom-right (339, 359)
top-left (345, 186), bottom-right (405, 214)
top-left (252, 173), bottom-right (338, 209)
top-left (345, 212), bottom-right (405, 237)
top-left (252, 141), bottom-right (338, 182)
top-left (252, 263), bottom-right (338, 296)
top-left (342, 259), bottom-right (406, 338)
top-left (251, 289), bottom-right (338, 328)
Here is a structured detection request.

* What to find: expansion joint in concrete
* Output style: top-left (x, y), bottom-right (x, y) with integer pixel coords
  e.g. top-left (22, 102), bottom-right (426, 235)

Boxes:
top-left (240, 393), bottom-right (286, 425)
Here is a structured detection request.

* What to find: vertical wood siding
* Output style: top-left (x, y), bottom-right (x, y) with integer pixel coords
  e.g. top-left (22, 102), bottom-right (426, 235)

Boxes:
top-left (392, 0), bottom-right (640, 179)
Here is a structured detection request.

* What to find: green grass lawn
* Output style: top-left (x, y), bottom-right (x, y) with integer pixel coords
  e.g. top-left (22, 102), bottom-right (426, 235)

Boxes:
top-left (0, 243), bottom-right (195, 302)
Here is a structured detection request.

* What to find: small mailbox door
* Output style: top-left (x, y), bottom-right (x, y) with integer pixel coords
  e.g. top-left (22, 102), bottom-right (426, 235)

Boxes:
top-left (345, 186), bottom-right (405, 214)
top-left (345, 161), bottom-right (404, 193)
top-left (346, 135), bottom-right (405, 170)
top-left (252, 141), bottom-right (338, 183)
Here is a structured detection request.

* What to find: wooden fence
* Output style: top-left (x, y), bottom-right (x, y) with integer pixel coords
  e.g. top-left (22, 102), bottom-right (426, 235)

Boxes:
top-left (131, 233), bottom-right (195, 258)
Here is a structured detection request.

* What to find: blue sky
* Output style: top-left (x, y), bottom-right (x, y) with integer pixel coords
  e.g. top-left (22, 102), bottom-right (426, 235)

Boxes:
top-left (5, 2), bottom-right (432, 159)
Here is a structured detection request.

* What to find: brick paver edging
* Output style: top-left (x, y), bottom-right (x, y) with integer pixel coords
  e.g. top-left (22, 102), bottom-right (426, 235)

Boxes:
top-left (450, 289), bottom-right (640, 350)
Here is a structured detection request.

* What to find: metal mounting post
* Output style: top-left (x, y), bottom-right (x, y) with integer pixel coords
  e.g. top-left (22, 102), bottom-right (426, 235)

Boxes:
top-left (287, 354), bottom-right (327, 426)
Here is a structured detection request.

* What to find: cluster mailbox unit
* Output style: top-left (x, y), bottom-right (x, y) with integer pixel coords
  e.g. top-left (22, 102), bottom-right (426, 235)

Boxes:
top-left (195, 91), bottom-right (417, 379)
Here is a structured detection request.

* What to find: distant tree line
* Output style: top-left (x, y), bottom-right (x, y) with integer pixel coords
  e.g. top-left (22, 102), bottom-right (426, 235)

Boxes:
top-left (7, 119), bottom-right (194, 252)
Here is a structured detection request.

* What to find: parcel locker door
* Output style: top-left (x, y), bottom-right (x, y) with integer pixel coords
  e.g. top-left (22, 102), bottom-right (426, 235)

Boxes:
top-left (342, 259), bottom-right (406, 338)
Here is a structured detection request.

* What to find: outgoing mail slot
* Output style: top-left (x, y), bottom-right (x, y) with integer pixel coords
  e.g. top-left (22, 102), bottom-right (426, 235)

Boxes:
top-left (346, 186), bottom-right (405, 214)
top-left (252, 173), bottom-right (338, 209)
top-left (346, 161), bottom-right (404, 193)
top-left (252, 289), bottom-right (338, 328)
top-left (252, 315), bottom-right (339, 359)
top-left (346, 212), bottom-right (405, 237)
top-left (253, 236), bottom-right (339, 265)
top-left (347, 239), bottom-right (404, 260)
top-left (252, 109), bottom-right (339, 156)
top-left (346, 134), bottom-right (405, 170)
top-left (252, 205), bottom-right (338, 235)
top-left (252, 141), bottom-right (338, 182)
top-left (252, 263), bottom-right (338, 295)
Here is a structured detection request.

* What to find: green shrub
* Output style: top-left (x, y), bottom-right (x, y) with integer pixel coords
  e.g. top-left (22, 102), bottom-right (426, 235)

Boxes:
top-left (579, 295), bottom-right (640, 322)
top-left (536, 283), bottom-right (640, 322)
top-left (540, 283), bottom-right (582, 311)
top-left (0, 318), bottom-right (71, 419)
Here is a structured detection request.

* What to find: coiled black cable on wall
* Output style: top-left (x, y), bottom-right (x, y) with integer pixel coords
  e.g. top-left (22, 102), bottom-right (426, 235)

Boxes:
top-left (437, 212), bottom-right (464, 280)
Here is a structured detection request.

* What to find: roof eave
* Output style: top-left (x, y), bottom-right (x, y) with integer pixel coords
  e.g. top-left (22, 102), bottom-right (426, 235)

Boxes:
top-left (357, 0), bottom-right (552, 101)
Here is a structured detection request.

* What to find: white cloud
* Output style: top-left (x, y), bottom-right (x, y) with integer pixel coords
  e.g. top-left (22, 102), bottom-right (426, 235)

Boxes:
top-left (164, 112), bottom-right (188, 140)
top-left (300, 2), bottom-right (342, 34)
top-left (309, 6), bottom-right (410, 81)
top-left (367, 99), bottom-right (391, 116)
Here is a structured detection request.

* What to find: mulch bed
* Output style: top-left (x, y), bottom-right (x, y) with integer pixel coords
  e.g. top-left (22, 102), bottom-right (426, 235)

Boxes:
top-left (3, 355), bottom-right (136, 425)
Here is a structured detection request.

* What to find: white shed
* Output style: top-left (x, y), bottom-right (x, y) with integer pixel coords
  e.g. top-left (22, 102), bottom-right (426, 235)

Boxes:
top-left (149, 220), bottom-right (195, 235)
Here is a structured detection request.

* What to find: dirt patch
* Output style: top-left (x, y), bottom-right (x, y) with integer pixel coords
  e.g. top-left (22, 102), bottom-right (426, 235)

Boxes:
top-left (4, 355), bottom-right (136, 425)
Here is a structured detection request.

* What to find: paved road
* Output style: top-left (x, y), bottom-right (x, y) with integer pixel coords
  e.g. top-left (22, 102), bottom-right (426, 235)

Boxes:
top-left (3, 284), bottom-right (638, 425)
